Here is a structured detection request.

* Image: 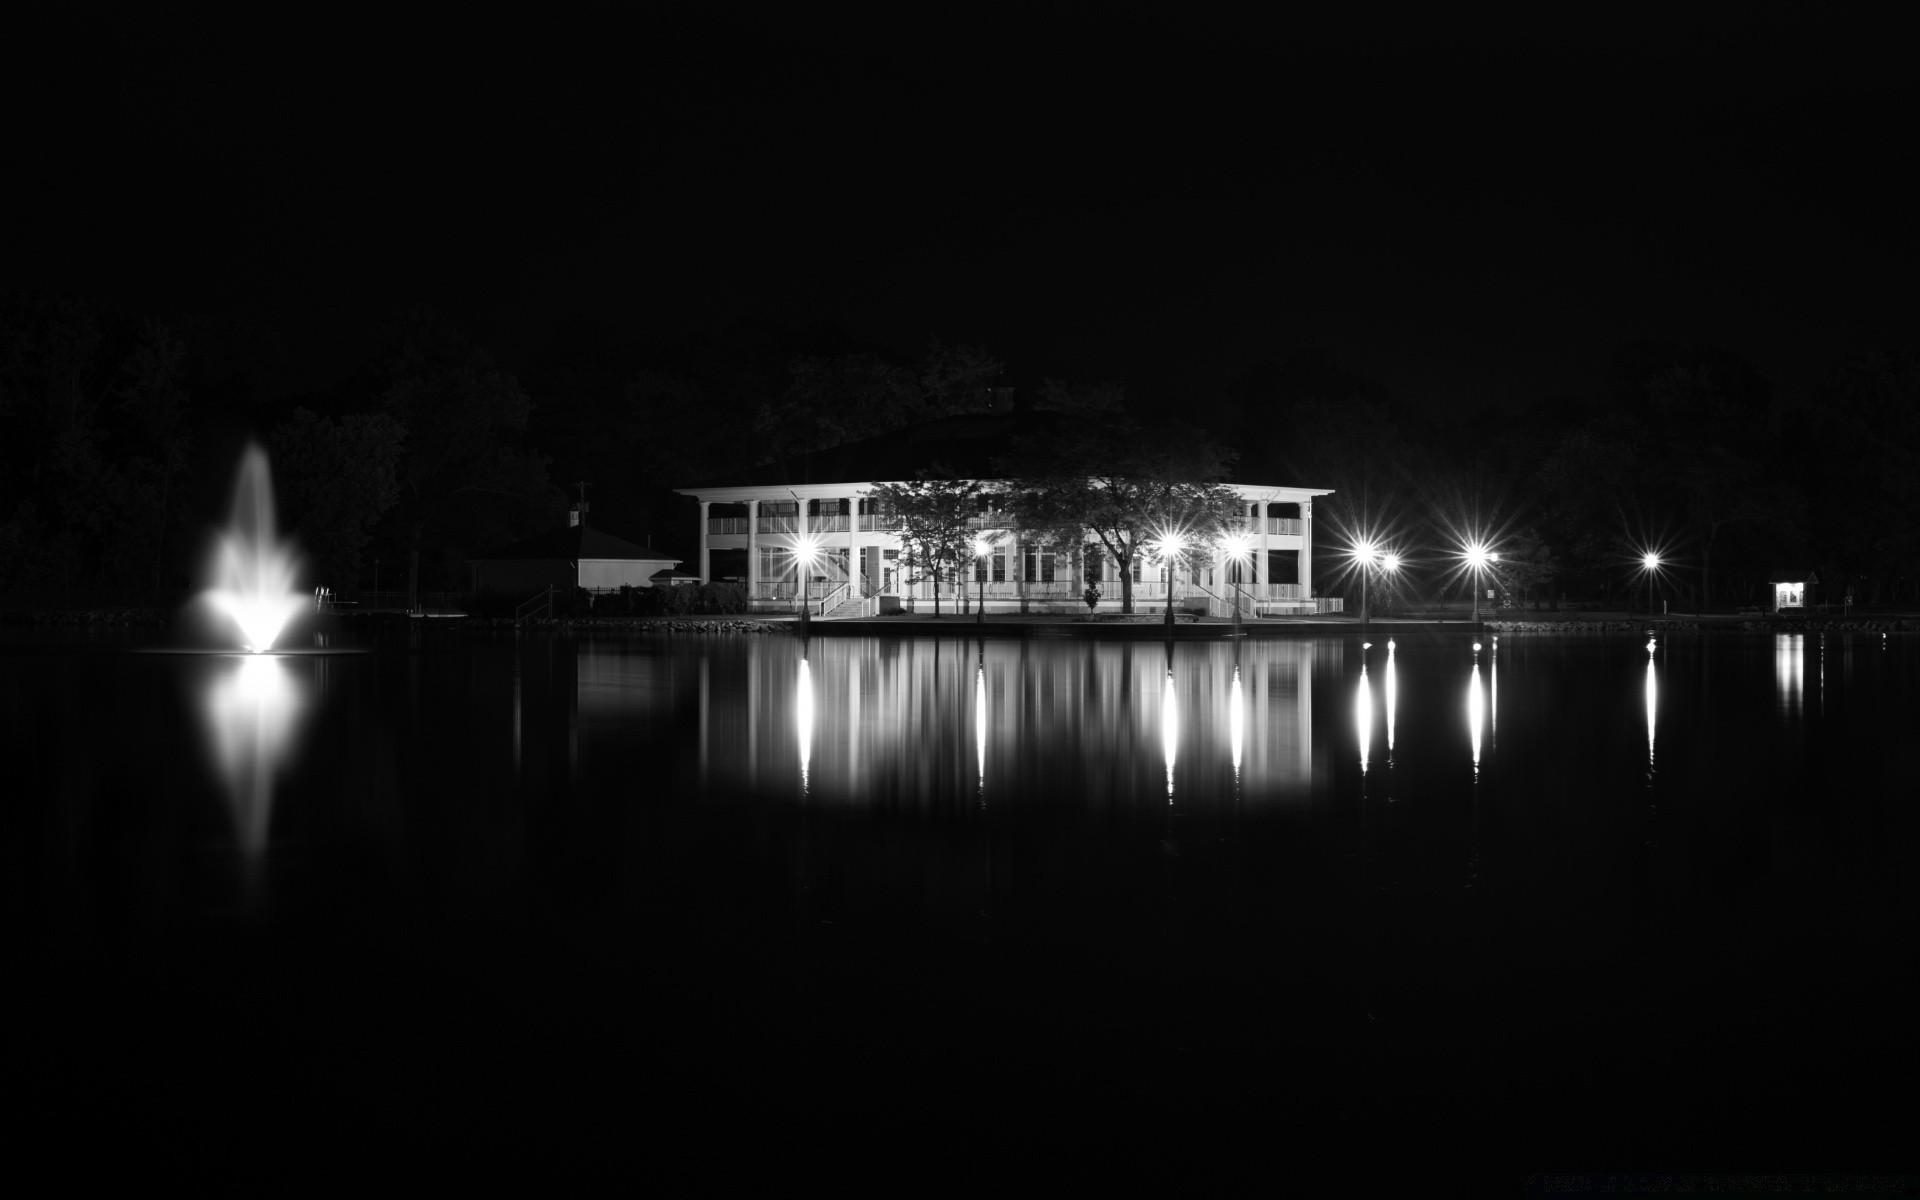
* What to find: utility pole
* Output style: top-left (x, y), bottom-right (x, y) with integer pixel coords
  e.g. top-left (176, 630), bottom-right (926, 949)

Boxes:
top-left (572, 481), bottom-right (591, 527)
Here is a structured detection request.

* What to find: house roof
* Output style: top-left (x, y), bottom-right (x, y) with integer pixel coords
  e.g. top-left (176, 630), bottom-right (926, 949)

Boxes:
top-left (1767, 569), bottom-right (1819, 584)
top-left (688, 409), bottom-right (1067, 489)
top-left (469, 524), bottom-right (682, 564)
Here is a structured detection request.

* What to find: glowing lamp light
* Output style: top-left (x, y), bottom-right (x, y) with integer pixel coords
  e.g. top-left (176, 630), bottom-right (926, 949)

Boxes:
top-left (1218, 530), bottom-right (1254, 561)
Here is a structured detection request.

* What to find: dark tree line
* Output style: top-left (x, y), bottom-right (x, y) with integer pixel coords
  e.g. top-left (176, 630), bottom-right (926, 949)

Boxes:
top-left (3, 287), bottom-right (1915, 609)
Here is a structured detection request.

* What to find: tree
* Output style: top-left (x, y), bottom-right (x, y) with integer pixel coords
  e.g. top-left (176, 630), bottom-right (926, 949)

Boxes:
top-left (268, 408), bottom-right (405, 588)
top-left (868, 466), bottom-right (980, 617)
top-left (371, 308), bottom-right (563, 590)
top-left (1803, 350), bottom-right (1920, 602)
top-left (1000, 405), bottom-right (1241, 614)
top-left (753, 340), bottom-right (1004, 463)
top-left (1645, 364), bottom-right (1774, 611)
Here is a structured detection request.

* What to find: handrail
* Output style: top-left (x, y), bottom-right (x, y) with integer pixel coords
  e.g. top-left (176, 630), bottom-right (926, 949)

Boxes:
top-left (811, 581), bottom-right (850, 616)
top-left (515, 585), bottom-right (554, 624)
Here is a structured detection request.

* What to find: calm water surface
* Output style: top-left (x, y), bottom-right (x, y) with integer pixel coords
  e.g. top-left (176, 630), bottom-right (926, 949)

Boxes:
top-left (8, 627), bottom-right (1914, 1173)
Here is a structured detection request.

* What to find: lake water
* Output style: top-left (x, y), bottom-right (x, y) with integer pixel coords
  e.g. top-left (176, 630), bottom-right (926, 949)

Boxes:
top-left (8, 626), bottom-right (1913, 1176)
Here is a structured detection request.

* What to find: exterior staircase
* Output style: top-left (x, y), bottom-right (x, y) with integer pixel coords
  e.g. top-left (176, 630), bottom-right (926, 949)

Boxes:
top-left (824, 597), bottom-right (870, 619)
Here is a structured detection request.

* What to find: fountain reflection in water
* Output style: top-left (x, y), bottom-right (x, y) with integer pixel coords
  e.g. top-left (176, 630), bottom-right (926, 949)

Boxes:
top-left (202, 653), bottom-right (306, 895)
top-left (204, 444), bottom-right (305, 653)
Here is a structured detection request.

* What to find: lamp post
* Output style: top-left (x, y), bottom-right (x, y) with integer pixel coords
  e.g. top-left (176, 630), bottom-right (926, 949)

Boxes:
top-left (1465, 543), bottom-right (1499, 626)
top-left (1642, 553), bottom-right (1660, 617)
top-left (1159, 532), bottom-right (1185, 633)
top-left (1219, 529), bottom-right (1254, 636)
top-left (1355, 541), bottom-right (1379, 628)
top-left (795, 535), bottom-right (821, 631)
top-left (974, 535), bottom-right (991, 625)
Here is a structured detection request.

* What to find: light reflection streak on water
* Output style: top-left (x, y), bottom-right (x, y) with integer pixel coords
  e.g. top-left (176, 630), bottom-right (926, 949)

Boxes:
top-left (1229, 665), bottom-right (1245, 778)
top-left (1467, 656), bottom-right (1484, 772)
top-left (1161, 670), bottom-right (1178, 802)
top-left (1776, 634), bottom-right (1803, 717)
top-left (202, 653), bottom-right (305, 886)
top-left (1488, 638), bottom-right (1497, 743)
top-left (1355, 655), bottom-right (1373, 774)
top-left (797, 656), bottom-right (814, 794)
top-left (1646, 642), bottom-right (1658, 770)
top-left (1384, 641), bottom-right (1397, 759)
top-left (975, 662), bottom-right (986, 797)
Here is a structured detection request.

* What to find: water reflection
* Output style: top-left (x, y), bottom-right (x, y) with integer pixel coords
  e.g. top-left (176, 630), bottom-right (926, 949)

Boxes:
top-left (573, 640), bottom-right (1316, 809)
top-left (1229, 665), bottom-right (1245, 778)
top-left (1645, 641), bottom-right (1658, 772)
top-left (975, 654), bottom-right (986, 799)
top-left (1384, 639), bottom-right (1397, 760)
top-left (1467, 651), bottom-right (1484, 772)
top-left (797, 654), bottom-right (815, 795)
top-left (200, 653), bottom-right (306, 892)
top-left (1356, 645), bottom-right (1374, 774)
top-left (1161, 668), bottom-right (1179, 801)
top-left (1776, 634), bottom-right (1804, 718)
top-left (1488, 636), bottom-right (1498, 744)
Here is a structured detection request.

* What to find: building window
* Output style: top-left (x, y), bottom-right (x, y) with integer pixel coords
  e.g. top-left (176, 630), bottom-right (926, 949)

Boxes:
top-left (992, 553), bottom-right (1006, 583)
top-left (1085, 546), bottom-right (1104, 583)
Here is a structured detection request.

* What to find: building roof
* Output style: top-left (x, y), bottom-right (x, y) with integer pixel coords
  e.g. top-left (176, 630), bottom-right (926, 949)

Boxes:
top-left (1768, 569), bottom-right (1819, 584)
top-left (689, 410), bottom-right (1067, 489)
top-left (469, 524), bottom-right (682, 564)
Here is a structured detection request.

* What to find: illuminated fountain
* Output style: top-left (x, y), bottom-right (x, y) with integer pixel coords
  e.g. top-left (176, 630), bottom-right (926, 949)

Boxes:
top-left (204, 443), bottom-right (305, 653)
top-left (194, 444), bottom-right (310, 898)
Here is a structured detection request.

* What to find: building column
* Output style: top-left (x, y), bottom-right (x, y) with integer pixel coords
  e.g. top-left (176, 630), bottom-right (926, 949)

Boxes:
top-left (747, 499), bottom-right (759, 604)
top-left (698, 501), bottom-right (712, 583)
top-left (1257, 501), bottom-right (1270, 609)
top-left (1300, 498), bottom-right (1313, 608)
top-left (848, 493), bottom-right (859, 597)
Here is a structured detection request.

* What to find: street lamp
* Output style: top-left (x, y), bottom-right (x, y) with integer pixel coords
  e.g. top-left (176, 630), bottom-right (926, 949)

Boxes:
top-left (1156, 530), bottom-right (1186, 632)
top-left (1464, 542), bottom-right (1499, 625)
top-left (794, 533), bottom-right (823, 630)
top-left (1218, 529), bottom-right (1255, 635)
top-left (1353, 541), bottom-right (1380, 627)
top-left (1353, 541), bottom-right (1404, 629)
top-left (974, 535), bottom-right (992, 624)
top-left (1641, 552), bottom-right (1660, 617)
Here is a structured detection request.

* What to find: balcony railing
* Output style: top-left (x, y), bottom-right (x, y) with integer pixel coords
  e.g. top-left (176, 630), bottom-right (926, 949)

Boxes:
top-left (858, 514), bottom-right (903, 531)
top-left (1264, 518), bottom-right (1303, 536)
top-left (707, 517), bottom-right (750, 535)
top-left (756, 515), bottom-right (798, 535)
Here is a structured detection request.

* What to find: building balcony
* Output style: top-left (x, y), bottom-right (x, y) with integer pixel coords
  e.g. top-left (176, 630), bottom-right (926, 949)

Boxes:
top-left (707, 517), bottom-right (750, 535)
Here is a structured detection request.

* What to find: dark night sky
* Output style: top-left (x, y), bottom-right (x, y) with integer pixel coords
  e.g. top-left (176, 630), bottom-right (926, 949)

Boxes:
top-left (12, 11), bottom-right (1916, 418)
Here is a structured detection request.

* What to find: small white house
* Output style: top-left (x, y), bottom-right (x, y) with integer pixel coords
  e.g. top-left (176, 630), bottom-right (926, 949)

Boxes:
top-left (1768, 569), bottom-right (1818, 613)
top-left (469, 523), bottom-right (682, 598)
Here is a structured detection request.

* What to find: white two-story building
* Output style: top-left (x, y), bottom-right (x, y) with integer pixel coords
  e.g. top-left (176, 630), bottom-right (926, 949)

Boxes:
top-left (674, 411), bottom-right (1338, 617)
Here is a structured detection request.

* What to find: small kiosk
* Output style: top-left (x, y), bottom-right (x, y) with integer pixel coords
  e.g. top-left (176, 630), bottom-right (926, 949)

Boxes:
top-left (1768, 569), bottom-right (1817, 614)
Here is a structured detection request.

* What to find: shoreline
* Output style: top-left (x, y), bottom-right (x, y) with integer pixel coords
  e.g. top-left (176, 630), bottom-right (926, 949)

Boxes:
top-left (3, 607), bottom-right (1910, 639)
